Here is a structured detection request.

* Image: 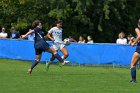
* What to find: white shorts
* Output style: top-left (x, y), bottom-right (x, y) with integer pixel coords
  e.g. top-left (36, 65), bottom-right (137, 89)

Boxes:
top-left (53, 42), bottom-right (65, 50)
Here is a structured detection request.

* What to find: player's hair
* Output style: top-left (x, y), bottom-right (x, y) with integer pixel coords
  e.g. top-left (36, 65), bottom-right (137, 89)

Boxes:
top-left (118, 32), bottom-right (125, 38)
top-left (32, 20), bottom-right (41, 28)
top-left (55, 20), bottom-right (62, 25)
top-left (87, 36), bottom-right (93, 39)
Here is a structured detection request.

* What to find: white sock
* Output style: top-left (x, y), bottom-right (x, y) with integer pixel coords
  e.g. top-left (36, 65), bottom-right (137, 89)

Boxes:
top-left (61, 56), bottom-right (64, 60)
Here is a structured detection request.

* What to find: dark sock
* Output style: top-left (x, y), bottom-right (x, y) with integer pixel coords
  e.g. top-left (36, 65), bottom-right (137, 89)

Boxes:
top-left (31, 60), bottom-right (39, 69)
top-left (131, 67), bottom-right (136, 81)
top-left (54, 53), bottom-right (64, 63)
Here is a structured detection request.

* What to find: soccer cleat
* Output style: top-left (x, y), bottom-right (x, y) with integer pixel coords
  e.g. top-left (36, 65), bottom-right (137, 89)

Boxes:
top-left (27, 68), bottom-right (32, 74)
top-left (46, 61), bottom-right (51, 71)
top-left (61, 60), bottom-right (70, 65)
top-left (130, 80), bottom-right (137, 84)
top-left (57, 60), bottom-right (70, 67)
top-left (61, 56), bottom-right (70, 64)
top-left (64, 60), bottom-right (70, 63)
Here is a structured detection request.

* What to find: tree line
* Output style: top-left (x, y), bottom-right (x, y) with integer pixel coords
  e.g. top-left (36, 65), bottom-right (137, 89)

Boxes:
top-left (0, 0), bottom-right (140, 43)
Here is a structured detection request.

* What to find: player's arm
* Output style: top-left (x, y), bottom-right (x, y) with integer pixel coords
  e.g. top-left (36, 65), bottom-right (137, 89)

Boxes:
top-left (47, 32), bottom-right (55, 41)
top-left (47, 28), bottom-right (55, 42)
top-left (21, 29), bottom-right (35, 39)
top-left (130, 28), bottom-right (140, 46)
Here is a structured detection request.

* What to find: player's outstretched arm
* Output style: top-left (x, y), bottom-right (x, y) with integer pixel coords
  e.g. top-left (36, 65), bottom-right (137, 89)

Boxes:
top-left (47, 32), bottom-right (55, 42)
top-left (21, 29), bottom-right (34, 39)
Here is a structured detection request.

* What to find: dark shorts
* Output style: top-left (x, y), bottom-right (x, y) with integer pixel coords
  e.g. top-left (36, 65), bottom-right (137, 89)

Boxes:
top-left (135, 42), bottom-right (140, 54)
top-left (34, 41), bottom-right (50, 55)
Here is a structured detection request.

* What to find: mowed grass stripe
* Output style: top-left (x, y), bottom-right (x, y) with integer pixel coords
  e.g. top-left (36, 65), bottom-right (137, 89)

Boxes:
top-left (0, 59), bottom-right (140, 93)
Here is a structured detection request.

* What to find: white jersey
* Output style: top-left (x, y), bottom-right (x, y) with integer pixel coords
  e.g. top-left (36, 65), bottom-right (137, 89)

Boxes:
top-left (48, 27), bottom-right (63, 43)
top-left (0, 32), bottom-right (8, 38)
top-left (116, 38), bottom-right (127, 44)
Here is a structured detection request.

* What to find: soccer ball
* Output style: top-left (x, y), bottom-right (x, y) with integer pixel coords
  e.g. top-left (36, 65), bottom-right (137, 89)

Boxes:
top-left (64, 38), bottom-right (71, 46)
top-left (130, 37), bottom-right (135, 42)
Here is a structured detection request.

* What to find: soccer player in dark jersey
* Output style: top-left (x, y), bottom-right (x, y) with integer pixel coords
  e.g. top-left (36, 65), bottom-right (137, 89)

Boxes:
top-left (21, 20), bottom-right (66, 74)
top-left (130, 21), bottom-right (140, 83)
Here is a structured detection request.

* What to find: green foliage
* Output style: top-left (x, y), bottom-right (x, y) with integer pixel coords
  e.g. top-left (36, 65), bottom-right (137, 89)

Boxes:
top-left (0, 0), bottom-right (140, 42)
top-left (14, 18), bottom-right (28, 29)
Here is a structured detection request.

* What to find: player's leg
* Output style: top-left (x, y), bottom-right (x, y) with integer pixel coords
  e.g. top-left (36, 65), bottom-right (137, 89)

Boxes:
top-left (60, 47), bottom-right (69, 60)
top-left (48, 46), bottom-right (63, 62)
top-left (138, 60), bottom-right (140, 69)
top-left (46, 44), bottom-right (59, 70)
top-left (28, 54), bottom-right (42, 74)
top-left (46, 53), bottom-right (55, 71)
top-left (130, 52), bottom-right (140, 83)
top-left (50, 53), bottom-right (55, 61)
top-left (48, 44), bottom-right (58, 62)
top-left (44, 42), bottom-right (65, 65)
top-left (47, 46), bottom-right (66, 65)
top-left (28, 48), bottom-right (42, 74)
top-left (60, 44), bottom-right (70, 64)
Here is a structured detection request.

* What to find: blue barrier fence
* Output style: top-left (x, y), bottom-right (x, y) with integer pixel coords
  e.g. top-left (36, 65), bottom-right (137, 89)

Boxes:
top-left (0, 39), bottom-right (136, 65)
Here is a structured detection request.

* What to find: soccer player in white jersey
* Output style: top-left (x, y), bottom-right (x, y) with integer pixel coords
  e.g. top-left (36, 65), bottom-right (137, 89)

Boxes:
top-left (46, 20), bottom-right (69, 70)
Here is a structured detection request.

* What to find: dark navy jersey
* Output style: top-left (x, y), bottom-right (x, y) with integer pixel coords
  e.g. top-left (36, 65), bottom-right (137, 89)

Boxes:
top-left (137, 27), bottom-right (140, 45)
top-left (136, 42), bottom-right (140, 53)
top-left (34, 27), bottom-right (45, 43)
top-left (135, 27), bottom-right (140, 54)
top-left (11, 31), bottom-right (20, 39)
top-left (33, 27), bottom-right (50, 55)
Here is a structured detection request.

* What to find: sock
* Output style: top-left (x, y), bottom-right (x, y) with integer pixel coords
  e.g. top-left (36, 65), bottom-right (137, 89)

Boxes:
top-left (54, 53), bottom-right (64, 63)
top-left (131, 67), bottom-right (136, 81)
top-left (31, 60), bottom-right (39, 69)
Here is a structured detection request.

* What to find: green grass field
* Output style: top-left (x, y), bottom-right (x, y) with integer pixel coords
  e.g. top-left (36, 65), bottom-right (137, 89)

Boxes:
top-left (0, 59), bottom-right (140, 93)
